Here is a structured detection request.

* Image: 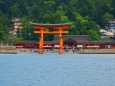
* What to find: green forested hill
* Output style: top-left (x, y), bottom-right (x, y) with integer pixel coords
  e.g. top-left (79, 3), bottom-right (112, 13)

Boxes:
top-left (0, 0), bottom-right (115, 43)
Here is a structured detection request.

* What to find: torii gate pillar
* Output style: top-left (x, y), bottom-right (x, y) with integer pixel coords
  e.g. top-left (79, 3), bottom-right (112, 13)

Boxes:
top-left (59, 28), bottom-right (63, 54)
top-left (39, 28), bottom-right (44, 54)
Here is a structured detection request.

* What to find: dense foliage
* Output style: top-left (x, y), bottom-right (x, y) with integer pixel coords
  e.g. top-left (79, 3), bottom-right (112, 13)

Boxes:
top-left (0, 0), bottom-right (115, 43)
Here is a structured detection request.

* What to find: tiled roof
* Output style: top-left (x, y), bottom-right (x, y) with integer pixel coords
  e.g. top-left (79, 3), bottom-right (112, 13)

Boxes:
top-left (21, 35), bottom-right (115, 44)
top-left (53, 35), bottom-right (90, 42)
top-left (22, 40), bottom-right (38, 44)
top-left (29, 22), bottom-right (73, 26)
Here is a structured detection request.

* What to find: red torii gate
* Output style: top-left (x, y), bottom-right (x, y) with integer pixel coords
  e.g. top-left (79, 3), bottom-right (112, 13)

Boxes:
top-left (29, 22), bottom-right (73, 54)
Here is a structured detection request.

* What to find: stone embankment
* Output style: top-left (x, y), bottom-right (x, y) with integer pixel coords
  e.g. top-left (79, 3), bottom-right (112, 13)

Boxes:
top-left (0, 46), bottom-right (38, 54)
top-left (0, 46), bottom-right (17, 54)
top-left (78, 49), bottom-right (115, 54)
top-left (1, 46), bottom-right (115, 54)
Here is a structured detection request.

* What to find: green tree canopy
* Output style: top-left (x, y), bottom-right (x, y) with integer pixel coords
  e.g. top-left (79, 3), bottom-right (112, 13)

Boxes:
top-left (0, 0), bottom-right (115, 42)
top-left (88, 29), bottom-right (99, 41)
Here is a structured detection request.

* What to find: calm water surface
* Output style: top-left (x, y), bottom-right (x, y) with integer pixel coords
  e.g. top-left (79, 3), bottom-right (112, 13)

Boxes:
top-left (0, 54), bottom-right (115, 86)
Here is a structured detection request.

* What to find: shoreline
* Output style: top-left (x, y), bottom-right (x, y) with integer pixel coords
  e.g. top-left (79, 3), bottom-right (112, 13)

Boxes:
top-left (0, 48), bottom-right (115, 54)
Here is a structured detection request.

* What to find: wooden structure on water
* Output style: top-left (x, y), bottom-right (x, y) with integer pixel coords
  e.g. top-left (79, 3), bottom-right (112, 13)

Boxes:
top-left (29, 22), bottom-right (73, 54)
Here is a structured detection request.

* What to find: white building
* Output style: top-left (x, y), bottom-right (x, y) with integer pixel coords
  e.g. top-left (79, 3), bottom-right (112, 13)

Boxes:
top-left (106, 20), bottom-right (115, 33)
top-left (9, 18), bottom-right (23, 37)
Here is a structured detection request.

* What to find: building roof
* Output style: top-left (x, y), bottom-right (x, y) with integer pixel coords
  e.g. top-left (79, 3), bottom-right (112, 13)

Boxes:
top-left (53, 35), bottom-right (90, 43)
top-left (52, 35), bottom-right (115, 44)
top-left (21, 35), bottom-right (115, 44)
top-left (108, 19), bottom-right (115, 23)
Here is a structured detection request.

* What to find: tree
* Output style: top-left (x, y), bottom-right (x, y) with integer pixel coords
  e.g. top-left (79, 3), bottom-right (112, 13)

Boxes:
top-left (9, 3), bottom-right (22, 17)
top-left (88, 29), bottom-right (99, 41)
top-left (102, 12), bottom-right (114, 27)
top-left (4, 37), bottom-right (23, 45)
top-left (0, 24), bottom-right (9, 42)
top-left (69, 24), bottom-right (78, 35)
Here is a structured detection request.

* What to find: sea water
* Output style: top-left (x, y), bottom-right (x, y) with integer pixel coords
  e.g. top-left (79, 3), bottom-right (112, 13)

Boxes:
top-left (0, 53), bottom-right (115, 86)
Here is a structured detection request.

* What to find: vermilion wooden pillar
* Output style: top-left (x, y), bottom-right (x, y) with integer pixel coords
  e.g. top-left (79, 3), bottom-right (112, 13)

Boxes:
top-left (59, 28), bottom-right (63, 54)
top-left (39, 28), bottom-right (44, 54)
top-left (29, 22), bottom-right (73, 54)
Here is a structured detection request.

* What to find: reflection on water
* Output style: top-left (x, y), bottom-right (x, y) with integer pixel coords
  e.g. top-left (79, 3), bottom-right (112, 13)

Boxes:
top-left (0, 54), bottom-right (115, 86)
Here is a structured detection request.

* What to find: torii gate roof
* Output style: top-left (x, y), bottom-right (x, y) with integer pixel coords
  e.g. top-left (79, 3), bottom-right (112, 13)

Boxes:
top-left (29, 22), bottom-right (73, 27)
